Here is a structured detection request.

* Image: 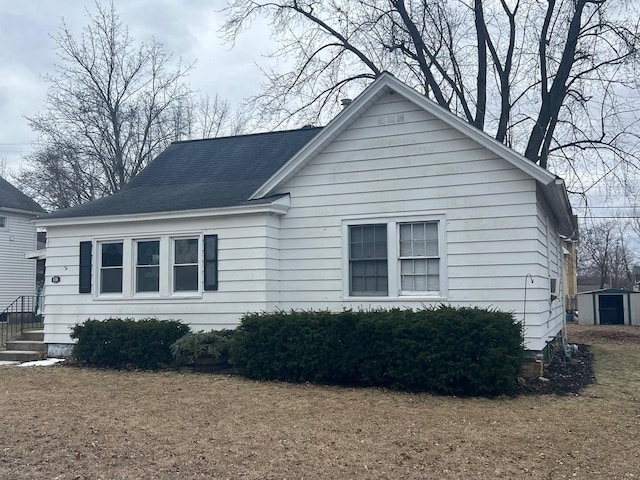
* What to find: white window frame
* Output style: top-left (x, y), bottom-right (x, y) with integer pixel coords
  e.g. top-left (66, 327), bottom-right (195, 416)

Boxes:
top-left (342, 214), bottom-right (447, 300)
top-left (398, 221), bottom-right (441, 296)
top-left (134, 238), bottom-right (161, 295)
top-left (93, 233), bottom-right (206, 300)
top-left (0, 215), bottom-right (7, 230)
top-left (348, 223), bottom-right (389, 296)
top-left (171, 236), bottom-right (201, 295)
top-left (97, 240), bottom-right (125, 296)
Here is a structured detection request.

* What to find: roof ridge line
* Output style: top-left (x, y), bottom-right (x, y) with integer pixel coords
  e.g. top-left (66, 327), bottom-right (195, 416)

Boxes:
top-left (171, 126), bottom-right (324, 145)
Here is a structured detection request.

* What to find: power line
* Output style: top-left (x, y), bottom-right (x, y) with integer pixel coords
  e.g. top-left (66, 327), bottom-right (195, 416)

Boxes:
top-left (573, 206), bottom-right (640, 209)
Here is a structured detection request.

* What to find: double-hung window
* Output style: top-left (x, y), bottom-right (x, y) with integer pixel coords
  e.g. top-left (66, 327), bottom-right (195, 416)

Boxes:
top-left (88, 234), bottom-right (218, 297)
top-left (100, 242), bottom-right (123, 294)
top-left (347, 218), bottom-right (444, 298)
top-left (0, 216), bottom-right (6, 229)
top-left (173, 238), bottom-right (199, 292)
top-left (399, 222), bottom-right (440, 294)
top-left (136, 240), bottom-right (160, 293)
top-left (349, 224), bottom-right (388, 296)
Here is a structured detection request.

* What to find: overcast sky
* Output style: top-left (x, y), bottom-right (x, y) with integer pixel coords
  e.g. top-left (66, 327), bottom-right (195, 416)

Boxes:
top-left (0, 0), bottom-right (634, 219)
top-left (0, 0), bottom-right (274, 174)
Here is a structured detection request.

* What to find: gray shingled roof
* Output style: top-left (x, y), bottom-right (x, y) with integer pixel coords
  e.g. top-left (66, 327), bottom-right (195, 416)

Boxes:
top-left (0, 177), bottom-right (45, 214)
top-left (43, 127), bottom-right (322, 220)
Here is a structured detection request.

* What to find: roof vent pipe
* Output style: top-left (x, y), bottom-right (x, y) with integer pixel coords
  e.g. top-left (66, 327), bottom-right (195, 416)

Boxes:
top-left (341, 98), bottom-right (352, 108)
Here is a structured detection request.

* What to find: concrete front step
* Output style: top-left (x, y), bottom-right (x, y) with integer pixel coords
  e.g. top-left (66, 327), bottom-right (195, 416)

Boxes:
top-left (0, 350), bottom-right (46, 362)
top-left (0, 329), bottom-right (46, 363)
top-left (5, 340), bottom-right (47, 352)
top-left (19, 329), bottom-right (44, 342)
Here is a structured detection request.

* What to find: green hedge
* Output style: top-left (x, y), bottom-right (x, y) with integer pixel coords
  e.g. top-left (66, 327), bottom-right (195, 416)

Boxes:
top-left (230, 306), bottom-right (524, 396)
top-left (70, 318), bottom-right (190, 369)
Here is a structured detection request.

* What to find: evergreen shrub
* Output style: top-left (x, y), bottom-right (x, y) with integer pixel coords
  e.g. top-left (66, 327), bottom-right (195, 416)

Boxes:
top-left (70, 317), bottom-right (190, 369)
top-left (170, 330), bottom-right (235, 367)
top-left (230, 306), bottom-right (524, 396)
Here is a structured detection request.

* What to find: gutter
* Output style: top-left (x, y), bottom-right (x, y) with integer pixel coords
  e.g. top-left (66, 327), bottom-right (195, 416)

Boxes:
top-left (0, 206), bottom-right (45, 217)
top-left (35, 195), bottom-right (292, 228)
top-left (540, 179), bottom-right (577, 240)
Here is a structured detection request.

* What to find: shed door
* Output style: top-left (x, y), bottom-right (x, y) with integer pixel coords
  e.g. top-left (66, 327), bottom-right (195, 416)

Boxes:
top-left (599, 295), bottom-right (624, 325)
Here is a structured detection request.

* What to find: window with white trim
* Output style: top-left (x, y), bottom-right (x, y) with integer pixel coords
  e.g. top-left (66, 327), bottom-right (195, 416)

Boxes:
top-left (399, 222), bottom-right (440, 293)
top-left (346, 218), bottom-right (444, 298)
top-left (100, 241), bottom-right (123, 294)
top-left (0, 216), bottom-right (6, 229)
top-left (136, 240), bottom-right (160, 293)
top-left (173, 238), bottom-right (199, 292)
top-left (349, 224), bottom-right (388, 296)
top-left (86, 234), bottom-right (218, 297)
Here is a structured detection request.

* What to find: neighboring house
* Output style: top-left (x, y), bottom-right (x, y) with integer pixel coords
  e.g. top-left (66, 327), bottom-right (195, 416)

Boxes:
top-left (37, 73), bottom-right (577, 357)
top-left (0, 177), bottom-right (45, 311)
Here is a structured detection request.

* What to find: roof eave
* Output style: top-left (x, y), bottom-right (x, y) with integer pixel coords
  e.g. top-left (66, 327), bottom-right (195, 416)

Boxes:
top-left (36, 196), bottom-right (291, 228)
top-left (0, 206), bottom-right (45, 217)
top-left (541, 178), bottom-right (577, 239)
top-left (25, 249), bottom-right (46, 260)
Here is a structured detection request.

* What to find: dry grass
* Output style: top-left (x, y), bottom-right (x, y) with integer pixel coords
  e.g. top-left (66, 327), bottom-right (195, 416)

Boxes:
top-left (1, 325), bottom-right (639, 479)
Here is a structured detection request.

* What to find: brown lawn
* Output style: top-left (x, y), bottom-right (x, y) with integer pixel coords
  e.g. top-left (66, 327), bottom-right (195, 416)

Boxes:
top-left (1, 323), bottom-right (639, 479)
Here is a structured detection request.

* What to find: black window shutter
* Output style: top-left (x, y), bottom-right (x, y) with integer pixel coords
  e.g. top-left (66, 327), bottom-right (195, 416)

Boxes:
top-left (204, 235), bottom-right (218, 291)
top-left (79, 241), bottom-right (92, 293)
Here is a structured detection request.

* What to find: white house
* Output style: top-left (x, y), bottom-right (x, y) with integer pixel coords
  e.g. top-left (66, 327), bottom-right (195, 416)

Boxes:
top-left (0, 177), bottom-right (45, 312)
top-left (36, 73), bottom-right (577, 357)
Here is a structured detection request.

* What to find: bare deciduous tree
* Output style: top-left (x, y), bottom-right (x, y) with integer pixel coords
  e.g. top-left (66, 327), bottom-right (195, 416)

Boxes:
top-left (222, 0), bottom-right (640, 193)
top-left (16, 2), bottom-right (243, 211)
top-left (579, 219), bottom-right (635, 289)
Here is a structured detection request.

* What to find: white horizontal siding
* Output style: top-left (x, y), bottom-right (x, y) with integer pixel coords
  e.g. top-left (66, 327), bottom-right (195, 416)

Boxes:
top-left (42, 213), bottom-right (275, 345)
top-left (42, 91), bottom-right (568, 353)
top-left (275, 93), bottom-right (558, 350)
top-left (0, 211), bottom-right (38, 310)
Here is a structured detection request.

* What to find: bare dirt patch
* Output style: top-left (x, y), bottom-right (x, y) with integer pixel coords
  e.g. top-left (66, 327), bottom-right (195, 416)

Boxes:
top-left (1, 325), bottom-right (639, 479)
top-left (567, 323), bottom-right (640, 345)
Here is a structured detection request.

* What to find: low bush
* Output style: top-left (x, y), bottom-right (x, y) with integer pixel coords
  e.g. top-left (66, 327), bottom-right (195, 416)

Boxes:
top-left (170, 330), bottom-right (235, 367)
top-left (70, 318), bottom-right (190, 369)
top-left (230, 306), bottom-right (524, 397)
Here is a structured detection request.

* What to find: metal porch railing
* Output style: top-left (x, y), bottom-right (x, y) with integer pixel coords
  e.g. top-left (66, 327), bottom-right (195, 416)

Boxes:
top-left (0, 294), bottom-right (43, 348)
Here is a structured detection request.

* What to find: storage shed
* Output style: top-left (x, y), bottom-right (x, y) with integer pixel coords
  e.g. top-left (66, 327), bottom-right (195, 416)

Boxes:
top-left (577, 289), bottom-right (640, 325)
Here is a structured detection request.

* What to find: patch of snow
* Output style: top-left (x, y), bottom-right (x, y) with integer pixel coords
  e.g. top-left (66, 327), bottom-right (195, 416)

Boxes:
top-left (18, 358), bottom-right (66, 367)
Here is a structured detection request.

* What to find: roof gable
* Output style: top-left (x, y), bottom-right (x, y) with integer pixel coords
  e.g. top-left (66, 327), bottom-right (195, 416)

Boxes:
top-left (250, 72), bottom-right (575, 238)
top-left (251, 73), bottom-right (556, 200)
top-left (0, 177), bottom-right (45, 215)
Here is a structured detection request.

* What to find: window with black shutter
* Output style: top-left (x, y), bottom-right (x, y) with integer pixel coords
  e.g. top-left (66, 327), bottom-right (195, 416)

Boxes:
top-left (204, 234), bottom-right (218, 291)
top-left (79, 241), bottom-right (92, 293)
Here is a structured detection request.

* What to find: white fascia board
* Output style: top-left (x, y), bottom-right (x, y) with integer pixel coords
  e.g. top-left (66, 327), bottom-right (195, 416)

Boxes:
top-left (251, 72), bottom-right (557, 200)
top-left (0, 206), bottom-right (44, 217)
top-left (541, 179), bottom-right (576, 239)
top-left (25, 249), bottom-right (46, 260)
top-left (35, 195), bottom-right (291, 228)
top-left (380, 75), bottom-right (557, 186)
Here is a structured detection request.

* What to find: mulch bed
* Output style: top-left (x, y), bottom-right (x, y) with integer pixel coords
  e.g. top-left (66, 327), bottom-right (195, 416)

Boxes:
top-left (516, 323), bottom-right (640, 396)
top-left (517, 343), bottom-right (595, 396)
